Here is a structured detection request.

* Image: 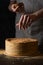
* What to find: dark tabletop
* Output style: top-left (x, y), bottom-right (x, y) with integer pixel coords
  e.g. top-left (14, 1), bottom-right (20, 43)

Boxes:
top-left (0, 54), bottom-right (43, 65)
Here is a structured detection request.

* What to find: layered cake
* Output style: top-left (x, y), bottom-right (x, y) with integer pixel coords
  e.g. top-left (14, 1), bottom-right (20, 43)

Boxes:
top-left (5, 38), bottom-right (38, 57)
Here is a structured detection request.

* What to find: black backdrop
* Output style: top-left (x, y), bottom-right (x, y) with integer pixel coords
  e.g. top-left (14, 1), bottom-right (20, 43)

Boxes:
top-left (0, 0), bottom-right (16, 49)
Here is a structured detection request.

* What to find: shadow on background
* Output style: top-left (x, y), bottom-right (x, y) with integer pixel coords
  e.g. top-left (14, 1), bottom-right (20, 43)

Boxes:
top-left (0, 0), bottom-right (16, 49)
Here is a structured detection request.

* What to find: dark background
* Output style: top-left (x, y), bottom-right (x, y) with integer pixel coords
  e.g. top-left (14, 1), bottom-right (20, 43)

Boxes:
top-left (0, 0), bottom-right (16, 49)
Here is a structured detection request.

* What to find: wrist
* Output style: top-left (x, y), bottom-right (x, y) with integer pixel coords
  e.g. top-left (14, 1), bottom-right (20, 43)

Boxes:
top-left (29, 13), bottom-right (38, 22)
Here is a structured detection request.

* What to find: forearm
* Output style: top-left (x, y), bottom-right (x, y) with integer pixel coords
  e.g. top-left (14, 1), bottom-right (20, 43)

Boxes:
top-left (33, 8), bottom-right (43, 19)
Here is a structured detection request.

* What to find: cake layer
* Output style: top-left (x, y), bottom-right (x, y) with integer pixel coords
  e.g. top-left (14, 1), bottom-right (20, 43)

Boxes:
top-left (5, 38), bottom-right (38, 57)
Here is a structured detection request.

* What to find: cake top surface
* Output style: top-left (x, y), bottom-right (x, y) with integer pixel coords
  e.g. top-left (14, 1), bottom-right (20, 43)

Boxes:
top-left (6, 38), bottom-right (38, 44)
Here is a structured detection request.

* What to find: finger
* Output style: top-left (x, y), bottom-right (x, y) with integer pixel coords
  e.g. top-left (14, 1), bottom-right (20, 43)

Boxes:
top-left (11, 4), bottom-right (19, 12)
top-left (26, 18), bottom-right (32, 28)
top-left (18, 2), bottom-right (24, 7)
top-left (16, 15), bottom-right (24, 30)
top-left (22, 15), bottom-right (27, 30)
top-left (19, 15), bottom-right (24, 30)
top-left (29, 19), bottom-right (32, 26)
top-left (16, 23), bottom-right (25, 30)
top-left (25, 16), bottom-right (30, 28)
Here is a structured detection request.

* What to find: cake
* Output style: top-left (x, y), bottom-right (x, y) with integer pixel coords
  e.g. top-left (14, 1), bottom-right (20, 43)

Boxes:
top-left (5, 38), bottom-right (38, 57)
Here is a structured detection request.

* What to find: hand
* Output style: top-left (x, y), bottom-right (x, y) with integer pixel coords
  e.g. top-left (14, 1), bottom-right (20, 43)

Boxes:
top-left (9, 2), bottom-right (25, 13)
top-left (16, 14), bottom-right (37, 30)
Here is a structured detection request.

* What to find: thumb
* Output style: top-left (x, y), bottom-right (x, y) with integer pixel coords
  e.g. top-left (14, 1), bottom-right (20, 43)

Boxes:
top-left (16, 23), bottom-right (21, 30)
top-left (16, 23), bottom-right (19, 27)
top-left (12, 4), bottom-right (19, 12)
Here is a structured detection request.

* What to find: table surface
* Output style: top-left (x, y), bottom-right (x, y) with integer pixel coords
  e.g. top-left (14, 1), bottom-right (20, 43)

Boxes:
top-left (0, 49), bottom-right (43, 65)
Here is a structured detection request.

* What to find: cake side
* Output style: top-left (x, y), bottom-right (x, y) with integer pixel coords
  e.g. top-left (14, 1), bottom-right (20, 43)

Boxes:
top-left (5, 38), bottom-right (38, 57)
